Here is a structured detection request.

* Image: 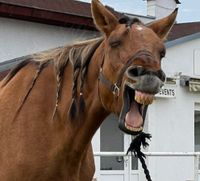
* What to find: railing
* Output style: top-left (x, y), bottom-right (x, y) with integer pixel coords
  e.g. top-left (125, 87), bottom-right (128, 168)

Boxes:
top-left (94, 152), bottom-right (200, 181)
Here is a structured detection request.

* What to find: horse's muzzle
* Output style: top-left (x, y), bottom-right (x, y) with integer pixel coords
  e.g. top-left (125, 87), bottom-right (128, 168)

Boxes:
top-left (118, 66), bottom-right (165, 135)
top-left (124, 66), bottom-right (165, 94)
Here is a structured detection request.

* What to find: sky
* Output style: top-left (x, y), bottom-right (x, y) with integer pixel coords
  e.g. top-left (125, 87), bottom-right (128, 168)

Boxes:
top-left (79, 0), bottom-right (200, 23)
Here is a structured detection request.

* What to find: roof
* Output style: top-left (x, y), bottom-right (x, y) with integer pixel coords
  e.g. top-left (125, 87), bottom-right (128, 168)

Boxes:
top-left (168, 22), bottom-right (200, 41)
top-left (0, 0), bottom-right (92, 17)
top-left (0, 0), bottom-right (121, 30)
top-left (166, 32), bottom-right (200, 48)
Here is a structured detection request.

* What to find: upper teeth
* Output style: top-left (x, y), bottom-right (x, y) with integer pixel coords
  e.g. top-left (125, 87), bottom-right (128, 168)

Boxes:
top-left (135, 92), bottom-right (154, 105)
top-left (125, 122), bottom-right (143, 132)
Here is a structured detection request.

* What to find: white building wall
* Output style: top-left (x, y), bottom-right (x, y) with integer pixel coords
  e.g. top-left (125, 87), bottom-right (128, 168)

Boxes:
top-left (0, 17), bottom-right (98, 62)
top-left (164, 39), bottom-right (200, 78)
top-left (147, 38), bottom-right (200, 181)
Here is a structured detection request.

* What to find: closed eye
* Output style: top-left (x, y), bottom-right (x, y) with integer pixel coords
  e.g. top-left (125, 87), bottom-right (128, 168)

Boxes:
top-left (109, 36), bottom-right (121, 48)
top-left (109, 40), bottom-right (121, 48)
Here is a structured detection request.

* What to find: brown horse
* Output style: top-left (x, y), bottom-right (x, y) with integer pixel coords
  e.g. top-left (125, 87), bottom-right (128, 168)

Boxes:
top-left (0, 0), bottom-right (177, 180)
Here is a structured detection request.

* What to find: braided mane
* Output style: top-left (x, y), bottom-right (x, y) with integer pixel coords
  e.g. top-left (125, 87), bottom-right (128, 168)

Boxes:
top-left (2, 37), bottom-right (103, 120)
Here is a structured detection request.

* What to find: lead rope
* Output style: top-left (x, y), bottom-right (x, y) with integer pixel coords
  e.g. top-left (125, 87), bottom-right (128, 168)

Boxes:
top-left (126, 132), bottom-right (152, 181)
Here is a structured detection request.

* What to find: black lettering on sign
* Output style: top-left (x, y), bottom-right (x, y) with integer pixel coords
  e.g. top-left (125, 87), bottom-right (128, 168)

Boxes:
top-left (159, 88), bottom-right (175, 96)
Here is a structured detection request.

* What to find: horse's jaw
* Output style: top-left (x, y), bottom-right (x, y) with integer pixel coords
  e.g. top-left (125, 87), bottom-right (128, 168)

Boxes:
top-left (118, 85), bottom-right (150, 135)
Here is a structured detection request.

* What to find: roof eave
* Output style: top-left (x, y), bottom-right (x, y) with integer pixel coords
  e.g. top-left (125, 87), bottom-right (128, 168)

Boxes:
top-left (0, 2), bottom-right (97, 31)
top-left (166, 32), bottom-right (200, 48)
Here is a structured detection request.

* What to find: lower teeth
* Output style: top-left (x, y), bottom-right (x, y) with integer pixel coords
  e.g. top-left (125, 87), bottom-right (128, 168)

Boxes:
top-left (125, 122), bottom-right (143, 132)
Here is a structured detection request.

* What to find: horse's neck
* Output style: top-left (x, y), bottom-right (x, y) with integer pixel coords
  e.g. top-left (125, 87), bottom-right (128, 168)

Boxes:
top-left (72, 44), bottom-right (108, 152)
top-left (58, 43), bottom-right (108, 155)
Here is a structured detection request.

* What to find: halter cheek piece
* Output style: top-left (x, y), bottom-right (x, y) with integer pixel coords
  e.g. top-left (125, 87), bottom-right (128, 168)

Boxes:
top-left (99, 68), bottom-right (120, 97)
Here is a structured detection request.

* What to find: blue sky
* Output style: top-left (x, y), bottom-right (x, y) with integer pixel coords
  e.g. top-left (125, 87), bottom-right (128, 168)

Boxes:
top-left (79, 0), bottom-right (200, 23)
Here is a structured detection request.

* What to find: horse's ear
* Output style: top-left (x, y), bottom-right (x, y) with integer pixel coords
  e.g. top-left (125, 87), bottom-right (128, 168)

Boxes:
top-left (91, 0), bottom-right (118, 36)
top-left (147, 8), bottom-right (178, 40)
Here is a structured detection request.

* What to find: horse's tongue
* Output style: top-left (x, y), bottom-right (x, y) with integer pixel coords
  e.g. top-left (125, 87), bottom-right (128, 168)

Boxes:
top-left (125, 101), bottom-right (143, 128)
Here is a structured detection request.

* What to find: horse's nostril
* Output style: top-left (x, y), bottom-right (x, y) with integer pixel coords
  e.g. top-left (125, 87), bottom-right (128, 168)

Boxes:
top-left (127, 66), bottom-right (144, 77)
top-left (157, 69), bottom-right (166, 82)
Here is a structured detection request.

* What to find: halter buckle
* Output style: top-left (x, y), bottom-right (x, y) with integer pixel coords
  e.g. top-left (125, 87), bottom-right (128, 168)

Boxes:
top-left (112, 83), bottom-right (120, 97)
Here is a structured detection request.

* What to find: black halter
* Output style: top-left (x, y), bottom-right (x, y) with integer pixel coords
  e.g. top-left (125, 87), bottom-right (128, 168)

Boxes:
top-left (98, 50), bottom-right (165, 98)
top-left (98, 50), bottom-right (141, 97)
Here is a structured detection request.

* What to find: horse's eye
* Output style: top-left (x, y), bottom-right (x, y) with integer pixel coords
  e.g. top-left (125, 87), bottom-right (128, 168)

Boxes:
top-left (160, 49), bottom-right (166, 59)
top-left (109, 40), bottom-right (121, 48)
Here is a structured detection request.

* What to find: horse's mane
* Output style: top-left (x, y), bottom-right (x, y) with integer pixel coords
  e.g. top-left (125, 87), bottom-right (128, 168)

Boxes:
top-left (2, 37), bottom-right (103, 120)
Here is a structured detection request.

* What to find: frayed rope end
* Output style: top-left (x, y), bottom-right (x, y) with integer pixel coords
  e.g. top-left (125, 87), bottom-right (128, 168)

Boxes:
top-left (126, 132), bottom-right (152, 157)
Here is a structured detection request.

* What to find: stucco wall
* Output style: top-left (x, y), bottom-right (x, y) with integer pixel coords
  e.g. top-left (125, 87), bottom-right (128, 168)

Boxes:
top-left (147, 38), bottom-right (200, 181)
top-left (0, 17), bottom-right (98, 62)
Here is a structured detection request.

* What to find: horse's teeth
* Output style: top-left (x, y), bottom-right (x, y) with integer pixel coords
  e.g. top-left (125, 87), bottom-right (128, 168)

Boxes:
top-left (135, 93), bottom-right (154, 105)
top-left (125, 122), bottom-right (143, 132)
top-left (135, 95), bottom-right (141, 104)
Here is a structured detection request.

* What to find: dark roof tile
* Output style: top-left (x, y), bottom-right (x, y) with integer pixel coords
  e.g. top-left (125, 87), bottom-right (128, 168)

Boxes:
top-left (0, 0), bottom-right (121, 30)
top-left (168, 22), bottom-right (200, 41)
top-left (0, 0), bottom-right (92, 17)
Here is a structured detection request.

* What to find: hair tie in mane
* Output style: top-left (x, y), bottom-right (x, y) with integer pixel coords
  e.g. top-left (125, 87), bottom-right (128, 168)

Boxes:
top-left (68, 38), bottom-right (103, 120)
top-left (68, 48), bottom-right (81, 120)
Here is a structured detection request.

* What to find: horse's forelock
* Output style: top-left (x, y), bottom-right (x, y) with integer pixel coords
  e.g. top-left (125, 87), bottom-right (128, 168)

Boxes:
top-left (119, 16), bottom-right (143, 27)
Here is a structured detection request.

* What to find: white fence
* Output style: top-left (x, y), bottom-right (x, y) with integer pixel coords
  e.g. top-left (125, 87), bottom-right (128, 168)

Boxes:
top-left (94, 152), bottom-right (200, 181)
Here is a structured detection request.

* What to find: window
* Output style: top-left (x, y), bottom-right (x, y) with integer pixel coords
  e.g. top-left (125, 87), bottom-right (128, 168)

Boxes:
top-left (100, 114), bottom-right (139, 171)
top-left (100, 114), bottom-right (124, 170)
top-left (194, 50), bottom-right (200, 76)
top-left (195, 108), bottom-right (200, 169)
top-left (195, 110), bottom-right (200, 152)
top-left (132, 155), bottom-right (138, 170)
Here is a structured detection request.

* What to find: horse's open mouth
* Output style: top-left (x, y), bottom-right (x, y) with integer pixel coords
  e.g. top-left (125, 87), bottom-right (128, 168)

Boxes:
top-left (119, 83), bottom-right (154, 135)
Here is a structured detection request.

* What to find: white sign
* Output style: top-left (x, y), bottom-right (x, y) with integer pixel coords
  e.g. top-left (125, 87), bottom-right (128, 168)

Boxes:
top-left (156, 84), bottom-right (176, 98)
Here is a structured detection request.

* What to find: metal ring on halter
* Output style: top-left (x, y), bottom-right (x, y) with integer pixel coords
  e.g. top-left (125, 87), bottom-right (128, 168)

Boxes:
top-left (112, 83), bottom-right (120, 97)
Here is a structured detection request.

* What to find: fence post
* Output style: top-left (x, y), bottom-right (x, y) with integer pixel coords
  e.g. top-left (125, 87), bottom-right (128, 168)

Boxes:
top-left (195, 154), bottom-right (199, 181)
